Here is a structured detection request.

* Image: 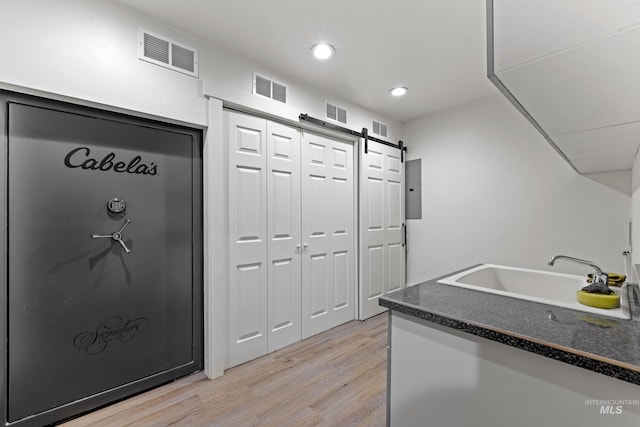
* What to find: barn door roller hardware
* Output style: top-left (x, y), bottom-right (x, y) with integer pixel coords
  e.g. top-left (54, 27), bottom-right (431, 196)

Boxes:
top-left (298, 113), bottom-right (407, 161)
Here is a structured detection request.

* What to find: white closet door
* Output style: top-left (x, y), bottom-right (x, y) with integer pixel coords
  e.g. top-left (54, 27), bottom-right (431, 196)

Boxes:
top-left (301, 132), bottom-right (356, 339)
top-left (266, 121), bottom-right (301, 352)
top-left (359, 140), bottom-right (405, 319)
top-left (227, 112), bottom-right (268, 367)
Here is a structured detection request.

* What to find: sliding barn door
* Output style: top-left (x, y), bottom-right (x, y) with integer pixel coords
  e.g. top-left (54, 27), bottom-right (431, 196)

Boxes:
top-left (359, 140), bottom-right (405, 319)
top-left (301, 132), bottom-right (356, 339)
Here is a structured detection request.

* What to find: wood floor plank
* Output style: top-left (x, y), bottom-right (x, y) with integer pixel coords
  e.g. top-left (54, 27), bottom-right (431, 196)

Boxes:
top-left (60, 313), bottom-right (388, 426)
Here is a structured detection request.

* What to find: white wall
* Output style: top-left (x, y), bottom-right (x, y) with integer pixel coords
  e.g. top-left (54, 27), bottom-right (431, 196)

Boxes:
top-left (0, 0), bottom-right (401, 379)
top-left (0, 0), bottom-right (205, 125)
top-left (403, 95), bottom-right (630, 285)
top-left (0, 0), bottom-right (401, 136)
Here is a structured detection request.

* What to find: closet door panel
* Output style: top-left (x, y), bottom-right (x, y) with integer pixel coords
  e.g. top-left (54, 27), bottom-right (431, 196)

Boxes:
top-left (267, 122), bottom-right (301, 352)
top-left (310, 253), bottom-right (329, 318)
top-left (236, 167), bottom-right (263, 241)
top-left (301, 133), bottom-right (355, 339)
top-left (385, 151), bottom-right (405, 296)
top-left (302, 136), bottom-right (332, 338)
top-left (367, 245), bottom-right (384, 298)
top-left (333, 250), bottom-right (349, 309)
top-left (270, 258), bottom-right (294, 334)
top-left (227, 112), bottom-right (268, 367)
top-left (359, 141), bottom-right (406, 320)
top-left (235, 263), bottom-right (264, 340)
top-left (328, 143), bottom-right (355, 327)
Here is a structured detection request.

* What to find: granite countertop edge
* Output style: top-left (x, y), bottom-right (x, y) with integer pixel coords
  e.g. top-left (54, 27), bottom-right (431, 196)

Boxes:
top-left (379, 271), bottom-right (640, 386)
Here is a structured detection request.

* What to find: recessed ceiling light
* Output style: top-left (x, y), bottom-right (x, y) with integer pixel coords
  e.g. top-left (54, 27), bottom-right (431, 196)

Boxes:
top-left (390, 87), bottom-right (408, 97)
top-left (311, 43), bottom-right (335, 60)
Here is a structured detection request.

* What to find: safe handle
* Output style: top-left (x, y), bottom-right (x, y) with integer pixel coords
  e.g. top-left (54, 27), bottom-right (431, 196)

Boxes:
top-left (92, 218), bottom-right (132, 254)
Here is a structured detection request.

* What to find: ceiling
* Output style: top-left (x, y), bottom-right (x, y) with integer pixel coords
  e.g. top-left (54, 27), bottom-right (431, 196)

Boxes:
top-left (492, 0), bottom-right (640, 173)
top-left (115, 0), bottom-right (497, 123)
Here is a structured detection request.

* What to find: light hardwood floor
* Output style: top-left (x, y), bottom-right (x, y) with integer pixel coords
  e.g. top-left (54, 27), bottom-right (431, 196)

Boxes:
top-left (61, 313), bottom-right (388, 427)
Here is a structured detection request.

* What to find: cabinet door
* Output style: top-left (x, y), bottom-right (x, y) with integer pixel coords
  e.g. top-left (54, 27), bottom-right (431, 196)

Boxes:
top-left (359, 140), bottom-right (405, 319)
top-left (227, 112), bottom-right (268, 367)
top-left (301, 132), bottom-right (356, 339)
top-left (267, 122), bottom-right (301, 352)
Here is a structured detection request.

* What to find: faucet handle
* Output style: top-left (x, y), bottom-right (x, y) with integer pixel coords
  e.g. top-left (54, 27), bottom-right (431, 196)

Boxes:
top-left (582, 271), bottom-right (611, 294)
top-left (582, 282), bottom-right (613, 295)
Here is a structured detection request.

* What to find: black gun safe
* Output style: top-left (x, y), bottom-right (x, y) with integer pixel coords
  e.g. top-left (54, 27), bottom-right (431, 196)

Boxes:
top-left (0, 91), bottom-right (203, 426)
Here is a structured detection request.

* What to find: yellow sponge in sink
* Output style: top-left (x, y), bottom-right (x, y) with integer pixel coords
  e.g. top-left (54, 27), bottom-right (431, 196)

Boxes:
top-left (576, 290), bottom-right (620, 309)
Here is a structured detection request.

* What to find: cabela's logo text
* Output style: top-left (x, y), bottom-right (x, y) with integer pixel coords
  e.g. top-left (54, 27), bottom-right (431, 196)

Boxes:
top-left (73, 316), bottom-right (149, 355)
top-left (64, 147), bottom-right (158, 176)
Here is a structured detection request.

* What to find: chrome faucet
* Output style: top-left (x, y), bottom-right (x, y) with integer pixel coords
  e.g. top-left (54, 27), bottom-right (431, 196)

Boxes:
top-left (548, 255), bottom-right (611, 294)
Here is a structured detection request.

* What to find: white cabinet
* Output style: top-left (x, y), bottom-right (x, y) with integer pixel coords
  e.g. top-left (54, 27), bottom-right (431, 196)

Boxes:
top-left (389, 311), bottom-right (640, 427)
top-left (227, 111), bottom-right (356, 367)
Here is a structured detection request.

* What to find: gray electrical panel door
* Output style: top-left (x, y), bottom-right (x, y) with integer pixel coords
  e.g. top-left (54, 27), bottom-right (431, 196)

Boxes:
top-left (4, 98), bottom-right (202, 425)
top-left (405, 159), bottom-right (422, 219)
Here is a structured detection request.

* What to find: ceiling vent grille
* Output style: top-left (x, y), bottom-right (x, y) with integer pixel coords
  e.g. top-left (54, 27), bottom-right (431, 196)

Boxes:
top-left (326, 102), bottom-right (347, 124)
top-left (253, 73), bottom-right (288, 103)
top-left (372, 120), bottom-right (388, 137)
top-left (138, 29), bottom-right (198, 77)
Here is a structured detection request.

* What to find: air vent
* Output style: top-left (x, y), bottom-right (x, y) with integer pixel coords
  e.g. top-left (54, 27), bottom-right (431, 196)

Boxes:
top-left (372, 120), bottom-right (388, 138)
top-left (255, 74), bottom-right (271, 98)
top-left (272, 82), bottom-right (287, 103)
top-left (326, 102), bottom-right (347, 124)
top-left (253, 73), bottom-right (288, 103)
top-left (138, 29), bottom-right (198, 77)
top-left (171, 44), bottom-right (195, 73)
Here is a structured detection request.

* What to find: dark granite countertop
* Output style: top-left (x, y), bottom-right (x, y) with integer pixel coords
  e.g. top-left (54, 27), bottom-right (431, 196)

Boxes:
top-left (379, 267), bottom-right (640, 386)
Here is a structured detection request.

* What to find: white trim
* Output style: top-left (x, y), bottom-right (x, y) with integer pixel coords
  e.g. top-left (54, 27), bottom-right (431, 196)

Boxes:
top-left (204, 96), bottom-right (227, 378)
top-left (354, 138), bottom-right (361, 320)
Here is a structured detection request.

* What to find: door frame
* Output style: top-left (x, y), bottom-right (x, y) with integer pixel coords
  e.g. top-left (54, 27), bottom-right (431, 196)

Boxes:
top-left (0, 89), bottom-right (204, 426)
